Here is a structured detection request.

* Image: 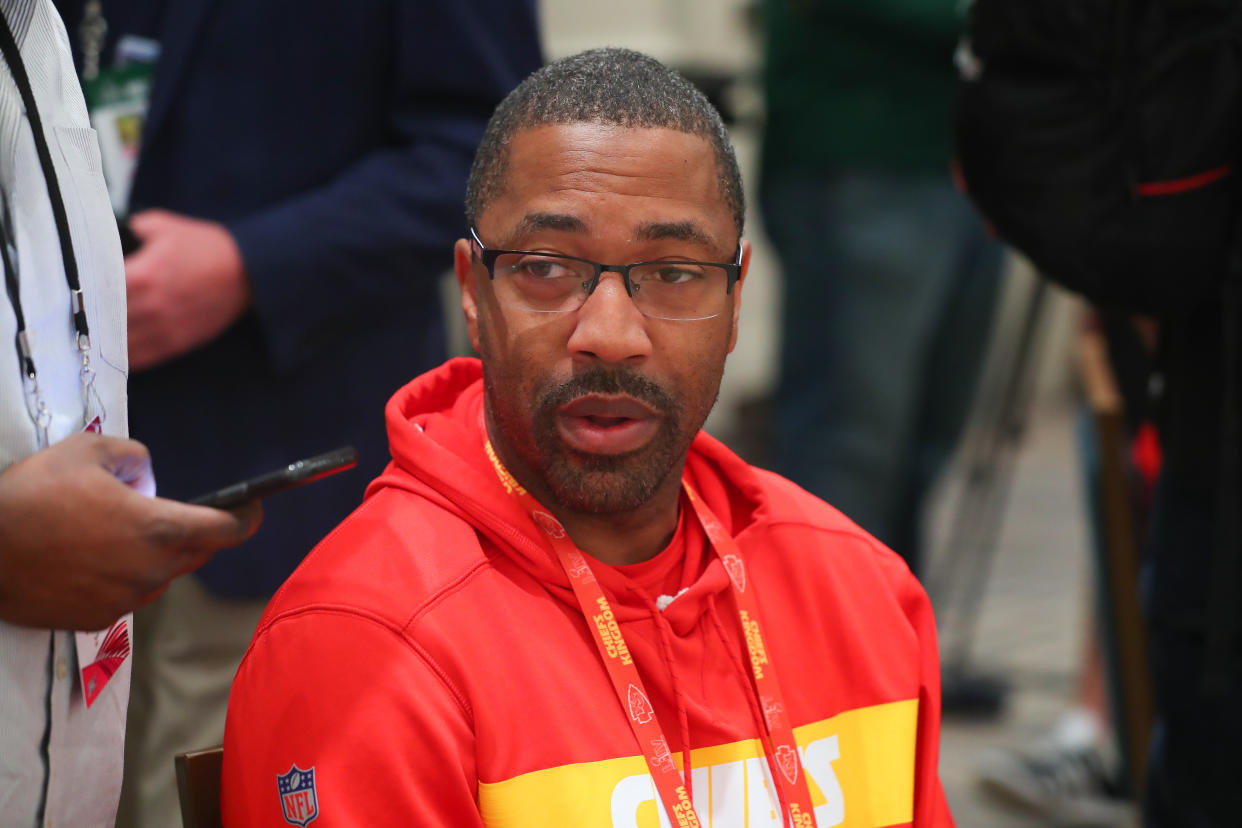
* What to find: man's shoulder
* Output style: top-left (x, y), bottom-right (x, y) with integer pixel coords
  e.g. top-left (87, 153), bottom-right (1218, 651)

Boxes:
top-left (691, 436), bottom-right (907, 573)
top-left (694, 433), bottom-right (879, 539)
top-left (257, 487), bottom-right (489, 633)
top-left (750, 466), bottom-right (874, 537)
top-left (746, 465), bottom-right (916, 582)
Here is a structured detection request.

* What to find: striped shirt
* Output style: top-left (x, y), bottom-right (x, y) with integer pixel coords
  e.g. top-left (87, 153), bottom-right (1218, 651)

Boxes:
top-left (0, 1), bottom-right (130, 826)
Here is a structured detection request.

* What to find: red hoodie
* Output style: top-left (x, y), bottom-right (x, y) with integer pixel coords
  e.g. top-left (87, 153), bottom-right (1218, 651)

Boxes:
top-left (222, 358), bottom-right (953, 827)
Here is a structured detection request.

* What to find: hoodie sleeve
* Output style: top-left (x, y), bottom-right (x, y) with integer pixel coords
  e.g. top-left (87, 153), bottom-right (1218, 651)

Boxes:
top-left (891, 563), bottom-right (956, 828)
top-left (222, 610), bottom-right (480, 827)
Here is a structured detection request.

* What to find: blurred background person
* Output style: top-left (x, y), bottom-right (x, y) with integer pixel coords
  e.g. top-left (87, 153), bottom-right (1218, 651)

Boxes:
top-left (952, 1), bottom-right (1242, 821)
top-left (51, 0), bottom-right (542, 824)
top-left (759, 0), bottom-right (1004, 580)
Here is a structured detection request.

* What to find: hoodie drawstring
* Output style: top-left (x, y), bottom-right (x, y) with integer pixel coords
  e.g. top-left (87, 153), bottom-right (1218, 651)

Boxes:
top-left (707, 593), bottom-right (798, 827)
top-left (634, 585), bottom-right (696, 810)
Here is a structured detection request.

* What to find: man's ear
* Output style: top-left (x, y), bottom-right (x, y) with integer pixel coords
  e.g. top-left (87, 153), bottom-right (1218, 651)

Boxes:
top-left (454, 238), bottom-right (482, 353)
top-left (726, 240), bottom-right (751, 354)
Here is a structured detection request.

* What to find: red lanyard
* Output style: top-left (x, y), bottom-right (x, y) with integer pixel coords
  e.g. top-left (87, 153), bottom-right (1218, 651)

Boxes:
top-left (485, 441), bottom-right (818, 827)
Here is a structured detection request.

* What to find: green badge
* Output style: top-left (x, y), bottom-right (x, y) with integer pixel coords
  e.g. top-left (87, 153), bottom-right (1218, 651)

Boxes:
top-left (84, 53), bottom-right (155, 215)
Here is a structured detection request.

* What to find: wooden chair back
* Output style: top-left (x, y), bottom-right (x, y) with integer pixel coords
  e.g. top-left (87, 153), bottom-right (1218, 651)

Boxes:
top-left (174, 745), bottom-right (224, 828)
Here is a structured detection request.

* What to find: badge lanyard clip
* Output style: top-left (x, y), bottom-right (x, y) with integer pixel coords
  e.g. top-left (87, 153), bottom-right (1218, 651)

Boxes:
top-left (17, 332), bottom-right (50, 448)
top-left (72, 289), bottom-right (105, 430)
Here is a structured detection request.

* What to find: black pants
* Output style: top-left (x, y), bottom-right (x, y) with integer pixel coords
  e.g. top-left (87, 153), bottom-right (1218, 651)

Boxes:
top-left (1143, 486), bottom-right (1242, 826)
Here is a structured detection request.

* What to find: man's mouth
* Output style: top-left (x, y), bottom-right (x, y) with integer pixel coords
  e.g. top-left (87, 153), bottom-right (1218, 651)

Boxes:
top-left (556, 394), bottom-right (661, 455)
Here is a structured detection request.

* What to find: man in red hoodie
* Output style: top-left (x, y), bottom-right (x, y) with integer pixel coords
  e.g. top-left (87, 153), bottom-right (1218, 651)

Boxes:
top-left (222, 48), bottom-right (953, 828)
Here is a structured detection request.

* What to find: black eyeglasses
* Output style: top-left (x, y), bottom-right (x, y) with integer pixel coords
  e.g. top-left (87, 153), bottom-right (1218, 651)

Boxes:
top-left (469, 227), bottom-right (742, 321)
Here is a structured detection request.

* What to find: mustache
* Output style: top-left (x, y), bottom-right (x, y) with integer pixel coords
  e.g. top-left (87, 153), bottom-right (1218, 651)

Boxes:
top-left (540, 369), bottom-right (678, 416)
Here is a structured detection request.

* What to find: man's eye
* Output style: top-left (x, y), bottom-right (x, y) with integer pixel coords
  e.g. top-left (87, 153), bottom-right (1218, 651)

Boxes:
top-left (649, 265), bottom-right (704, 284)
top-left (518, 258), bottom-right (575, 279)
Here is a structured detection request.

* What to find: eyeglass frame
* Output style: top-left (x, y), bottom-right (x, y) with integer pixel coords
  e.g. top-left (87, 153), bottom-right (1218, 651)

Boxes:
top-left (468, 226), bottom-right (743, 318)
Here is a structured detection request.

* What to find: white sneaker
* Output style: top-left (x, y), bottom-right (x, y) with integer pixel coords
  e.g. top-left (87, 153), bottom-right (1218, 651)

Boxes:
top-left (976, 711), bottom-right (1136, 827)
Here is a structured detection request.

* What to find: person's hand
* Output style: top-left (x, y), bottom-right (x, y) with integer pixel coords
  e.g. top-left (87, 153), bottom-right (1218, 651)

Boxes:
top-left (0, 433), bottom-right (262, 630)
top-left (125, 209), bottom-right (252, 371)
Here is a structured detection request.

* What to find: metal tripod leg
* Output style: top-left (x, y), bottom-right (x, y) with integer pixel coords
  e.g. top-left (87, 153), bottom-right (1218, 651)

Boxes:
top-left (927, 275), bottom-right (1052, 701)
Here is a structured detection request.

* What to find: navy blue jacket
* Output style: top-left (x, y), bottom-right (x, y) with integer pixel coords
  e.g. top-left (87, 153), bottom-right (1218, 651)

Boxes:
top-left (56, 0), bottom-right (542, 597)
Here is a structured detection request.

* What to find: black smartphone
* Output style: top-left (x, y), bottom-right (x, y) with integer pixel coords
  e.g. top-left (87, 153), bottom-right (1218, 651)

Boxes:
top-left (116, 216), bottom-right (142, 256)
top-left (187, 446), bottom-right (359, 509)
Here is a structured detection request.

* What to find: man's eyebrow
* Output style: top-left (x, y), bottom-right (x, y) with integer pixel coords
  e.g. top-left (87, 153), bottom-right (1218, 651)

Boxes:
top-left (636, 221), bottom-right (717, 248)
top-left (511, 212), bottom-right (588, 240)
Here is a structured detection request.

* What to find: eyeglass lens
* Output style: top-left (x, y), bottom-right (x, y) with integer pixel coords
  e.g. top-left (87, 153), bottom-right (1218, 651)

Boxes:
top-left (491, 252), bottom-right (729, 321)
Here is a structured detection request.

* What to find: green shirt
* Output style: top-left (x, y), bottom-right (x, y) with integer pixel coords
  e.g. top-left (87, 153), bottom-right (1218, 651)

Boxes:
top-left (761, 0), bottom-right (966, 174)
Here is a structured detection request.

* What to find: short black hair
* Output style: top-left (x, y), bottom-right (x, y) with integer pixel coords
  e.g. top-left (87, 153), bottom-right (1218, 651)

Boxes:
top-left (465, 48), bottom-right (745, 237)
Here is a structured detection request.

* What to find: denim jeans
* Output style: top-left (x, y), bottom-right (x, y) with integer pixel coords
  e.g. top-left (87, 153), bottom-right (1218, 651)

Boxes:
top-left (760, 168), bottom-right (1003, 575)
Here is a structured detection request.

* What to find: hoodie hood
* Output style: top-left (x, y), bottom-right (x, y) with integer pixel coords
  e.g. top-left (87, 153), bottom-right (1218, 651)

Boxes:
top-left (368, 358), bottom-right (771, 626)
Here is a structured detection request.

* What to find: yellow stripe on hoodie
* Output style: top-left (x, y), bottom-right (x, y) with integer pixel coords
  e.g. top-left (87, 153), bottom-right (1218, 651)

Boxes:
top-left (477, 698), bottom-right (918, 828)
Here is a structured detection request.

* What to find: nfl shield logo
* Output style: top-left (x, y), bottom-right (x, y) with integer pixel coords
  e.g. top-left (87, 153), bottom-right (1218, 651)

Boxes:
top-left (277, 765), bottom-right (319, 826)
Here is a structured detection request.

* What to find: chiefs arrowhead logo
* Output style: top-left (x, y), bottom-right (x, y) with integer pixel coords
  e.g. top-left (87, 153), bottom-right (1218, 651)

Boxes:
top-left (776, 744), bottom-right (799, 786)
top-left (531, 510), bottom-right (566, 539)
top-left (723, 554), bottom-right (746, 593)
top-left (628, 684), bottom-right (654, 724)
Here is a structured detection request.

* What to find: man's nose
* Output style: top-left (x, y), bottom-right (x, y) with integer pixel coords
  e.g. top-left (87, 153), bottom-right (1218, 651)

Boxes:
top-left (566, 272), bottom-right (652, 366)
